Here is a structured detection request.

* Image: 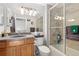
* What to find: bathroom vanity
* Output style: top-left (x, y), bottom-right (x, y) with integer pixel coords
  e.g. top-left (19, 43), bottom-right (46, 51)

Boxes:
top-left (0, 35), bottom-right (35, 56)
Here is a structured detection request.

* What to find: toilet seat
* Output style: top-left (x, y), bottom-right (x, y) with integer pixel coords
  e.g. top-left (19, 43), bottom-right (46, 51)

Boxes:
top-left (38, 46), bottom-right (50, 53)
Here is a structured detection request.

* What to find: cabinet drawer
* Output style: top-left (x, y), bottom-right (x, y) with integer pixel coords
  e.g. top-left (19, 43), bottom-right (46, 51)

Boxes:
top-left (7, 40), bottom-right (24, 47)
top-left (25, 38), bottom-right (34, 44)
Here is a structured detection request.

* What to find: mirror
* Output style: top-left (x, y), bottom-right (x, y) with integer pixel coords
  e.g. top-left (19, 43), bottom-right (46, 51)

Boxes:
top-left (36, 16), bottom-right (43, 32)
top-left (0, 3), bottom-right (44, 33)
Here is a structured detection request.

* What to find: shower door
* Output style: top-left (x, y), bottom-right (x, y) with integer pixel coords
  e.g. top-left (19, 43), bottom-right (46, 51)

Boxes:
top-left (49, 3), bottom-right (66, 53)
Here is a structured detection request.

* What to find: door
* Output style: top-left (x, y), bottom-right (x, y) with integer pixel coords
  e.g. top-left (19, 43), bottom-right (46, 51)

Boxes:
top-left (21, 44), bottom-right (34, 56)
top-left (6, 46), bottom-right (21, 56)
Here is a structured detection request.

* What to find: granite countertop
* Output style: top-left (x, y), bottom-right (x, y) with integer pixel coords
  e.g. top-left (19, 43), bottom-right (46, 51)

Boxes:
top-left (0, 34), bottom-right (34, 41)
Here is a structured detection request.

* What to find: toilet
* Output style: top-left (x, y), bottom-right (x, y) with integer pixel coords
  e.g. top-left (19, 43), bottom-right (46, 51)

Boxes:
top-left (35, 37), bottom-right (50, 56)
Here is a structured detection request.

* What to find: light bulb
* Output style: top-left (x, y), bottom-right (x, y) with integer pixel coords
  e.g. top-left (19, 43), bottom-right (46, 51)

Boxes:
top-left (33, 11), bottom-right (37, 16)
top-left (21, 7), bottom-right (24, 15)
top-left (29, 10), bottom-right (34, 16)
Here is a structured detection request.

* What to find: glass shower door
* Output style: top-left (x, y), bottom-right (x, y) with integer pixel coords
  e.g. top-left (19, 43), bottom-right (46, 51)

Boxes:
top-left (49, 3), bottom-right (65, 53)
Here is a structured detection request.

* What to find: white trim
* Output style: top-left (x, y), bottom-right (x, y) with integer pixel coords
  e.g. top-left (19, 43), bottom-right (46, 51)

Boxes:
top-left (43, 5), bottom-right (49, 46)
top-left (47, 6), bottom-right (50, 46)
top-left (49, 3), bottom-right (58, 11)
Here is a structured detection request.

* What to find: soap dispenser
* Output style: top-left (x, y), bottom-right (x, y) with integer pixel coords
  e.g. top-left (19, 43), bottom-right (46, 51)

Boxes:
top-left (1, 32), bottom-right (5, 37)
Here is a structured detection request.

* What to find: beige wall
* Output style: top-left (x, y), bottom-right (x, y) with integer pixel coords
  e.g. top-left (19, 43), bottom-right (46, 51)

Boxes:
top-left (66, 4), bottom-right (79, 52)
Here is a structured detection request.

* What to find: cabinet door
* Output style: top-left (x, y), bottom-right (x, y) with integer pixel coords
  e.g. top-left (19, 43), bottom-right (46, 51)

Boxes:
top-left (6, 47), bottom-right (16, 56)
top-left (21, 44), bottom-right (34, 56)
top-left (20, 45), bottom-right (27, 56)
top-left (6, 46), bottom-right (21, 56)
top-left (0, 49), bottom-right (6, 56)
top-left (26, 44), bottom-right (34, 56)
top-left (14, 46), bottom-right (21, 56)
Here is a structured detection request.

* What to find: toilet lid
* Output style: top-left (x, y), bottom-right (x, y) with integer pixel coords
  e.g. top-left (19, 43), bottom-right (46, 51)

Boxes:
top-left (38, 46), bottom-right (50, 53)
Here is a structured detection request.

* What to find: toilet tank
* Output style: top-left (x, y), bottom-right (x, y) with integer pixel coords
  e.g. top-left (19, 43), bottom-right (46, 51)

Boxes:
top-left (35, 37), bottom-right (44, 46)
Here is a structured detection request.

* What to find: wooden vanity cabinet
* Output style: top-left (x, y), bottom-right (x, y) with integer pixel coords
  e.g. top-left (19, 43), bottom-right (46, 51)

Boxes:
top-left (21, 44), bottom-right (34, 56)
top-left (0, 38), bottom-right (35, 56)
